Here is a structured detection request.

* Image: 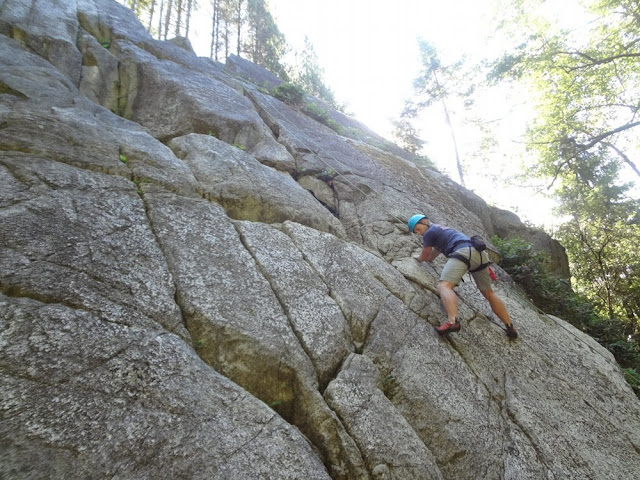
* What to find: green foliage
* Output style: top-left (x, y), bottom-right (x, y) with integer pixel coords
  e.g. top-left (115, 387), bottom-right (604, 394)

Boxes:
top-left (341, 126), bottom-right (364, 140)
top-left (271, 82), bottom-right (306, 106)
top-left (119, 154), bottom-right (127, 163)
top-left (556, 204), bottom-right (640, 323)
top-left (411, 155), bottom-right (436, 169)
top-left (491, 0), bottom-right (640, 340)
top-left (315, 168), bottom-right (337, 183)
top-left (287, 36), bottom-right (343, 111)
top-left (539, 135), bottom-right (640, 333)
top-left (271, 83), bottom-right (344, 134)
top-left (132, 176), bottom-right (151, 195)
top-left (123, 0), bottom-right (290, 78)
top-left (302, 103), bottom-right (344, 134)
top-left (301, 102), bottom-right (328, 122)
top-left (493, 234), bottom-right (640, 397)
top-left (492, 235), bottom-right (591, 323)
top-left (623, 368), bottom-right (640, 397)
top-left (244, 0), bottom-right (289, 79)
top-left (381, 374), bottom-right (398, 398)
top-left (391, 114), bottom-right (424, 157)
top-left (492, 0), bottom-right (639, 189)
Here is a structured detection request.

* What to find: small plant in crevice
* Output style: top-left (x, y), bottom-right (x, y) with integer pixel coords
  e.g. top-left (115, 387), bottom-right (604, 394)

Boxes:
top-left (133, 177), bottom-right (149, 186)
top-left (315, 167), bottom-right (337, 183)
top-left (271, 82), bottom-right (305, 107)
top-left (257, 81), bottom-right (271, 94)
top-left (270, 83), bottom-right (344, 135)
top-left (302, 102), bottom-right (344, 135)
top-left (133, 177), bottom-right (151, 196)
top-left (380, 374), bottom-right (398, 399)
top-left (381, 375), bottom-right (395, 387)
top-left (119, 154), bottom-right (128, 164)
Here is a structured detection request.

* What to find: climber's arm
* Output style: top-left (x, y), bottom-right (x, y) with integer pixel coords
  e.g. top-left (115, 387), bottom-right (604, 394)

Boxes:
top-left (417, 246), bottom-right (440, 263)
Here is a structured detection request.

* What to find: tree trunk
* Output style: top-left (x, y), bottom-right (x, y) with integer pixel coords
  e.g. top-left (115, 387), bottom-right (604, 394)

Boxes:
top-left (163, 0), bottom-right (173, 40)
top-left (210, 0), bottom-right (217, 59)
top-left (147, 0), bottom-right (156, 33)
top-left (175, 0), bottom-right (183, 37)
top-left (157, 0), bottom-right (165, 40)
top-left (434, 70), bottom-right (465, 186)
top-left (185, 0), bottom-right (193, 38)
top-left (236, 0), bottom-right (243, 56)
top-left (224, 22), bottom-right (230, 60)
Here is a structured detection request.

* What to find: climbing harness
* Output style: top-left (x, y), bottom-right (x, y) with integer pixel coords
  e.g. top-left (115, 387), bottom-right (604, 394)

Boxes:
top-left (449, 246), bottom-right (492, 273)
top-left (448, 236), bottom-right (493, 274)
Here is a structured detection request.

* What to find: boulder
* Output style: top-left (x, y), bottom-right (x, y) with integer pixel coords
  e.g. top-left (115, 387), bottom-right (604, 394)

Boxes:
top-left (167, 133), bottom-right (346, 238)
top-left (490, 206), bottom-right (570, 278)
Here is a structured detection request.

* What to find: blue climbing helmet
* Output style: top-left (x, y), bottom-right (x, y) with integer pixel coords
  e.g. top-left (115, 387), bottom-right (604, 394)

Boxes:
top-left (408, 214), bottom-right (427, 233)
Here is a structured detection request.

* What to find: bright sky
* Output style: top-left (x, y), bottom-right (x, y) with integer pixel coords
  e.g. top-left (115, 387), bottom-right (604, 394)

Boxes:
top-left (268, 0), bottom-right (495, 135)
top-left (188, 0), bottom-right (594, 228)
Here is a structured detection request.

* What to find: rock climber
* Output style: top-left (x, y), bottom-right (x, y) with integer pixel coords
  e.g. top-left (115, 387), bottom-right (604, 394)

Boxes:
top-left (408, 214), bottom-right (518, 338)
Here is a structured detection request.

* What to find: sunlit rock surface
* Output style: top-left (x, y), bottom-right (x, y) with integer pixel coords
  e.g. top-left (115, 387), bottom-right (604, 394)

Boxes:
top-left (1, 1), bottom-right (639, 479)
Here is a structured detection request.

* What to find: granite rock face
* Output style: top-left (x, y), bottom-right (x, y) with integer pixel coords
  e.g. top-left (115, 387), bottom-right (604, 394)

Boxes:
top-left (1, 1), bottom-right (639, 479)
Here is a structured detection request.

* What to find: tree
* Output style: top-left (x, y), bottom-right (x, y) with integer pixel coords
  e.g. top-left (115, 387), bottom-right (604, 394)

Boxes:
top-left (163, 0), bottom-right (173, 39)
top-left (554, 150), bottom-right (640, 325)
top-left (119, 0), bottom-right (197, 41)
top-left (147, 0), bottom-right (156, 32)
top-left (174, 0), bottom-right (183, 36)
top-left (235, 0), bottom-right (245, 56)
top-left (244, 0), bottom-right (288, 78)
top-left (210, 0), bottom-right (235, 61)
top-left (184, 0), bottom-right (194, 37)
top-left (392, 101), bottom-right (425, 157)
top-left (492, 0), bottom-right (640, 184)
top-left (157, 0), bottom-right (165, 39)
top-left (287, 36), bottom-right (341, 110)
top-left (492, 0), bottom-right (640, 332)
top-left (409, 40), bottom-right (468, 185)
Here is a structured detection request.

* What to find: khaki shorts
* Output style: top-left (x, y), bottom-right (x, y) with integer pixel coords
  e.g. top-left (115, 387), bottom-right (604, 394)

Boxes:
top-left (440, 247), bottom-right (493, 291)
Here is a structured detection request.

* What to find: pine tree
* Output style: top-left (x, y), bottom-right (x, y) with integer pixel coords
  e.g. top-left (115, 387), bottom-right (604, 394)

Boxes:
top-left (244, 0), bottom-right (287, 77)
top-left (412, 40), bottom-right (466, 185)
top-left (288, 37), bottom-right (339, 108)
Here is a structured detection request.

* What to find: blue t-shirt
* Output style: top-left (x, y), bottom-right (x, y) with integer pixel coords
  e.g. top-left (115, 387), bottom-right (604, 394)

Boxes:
top-left (422, 224), bottom-right (471, 256)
